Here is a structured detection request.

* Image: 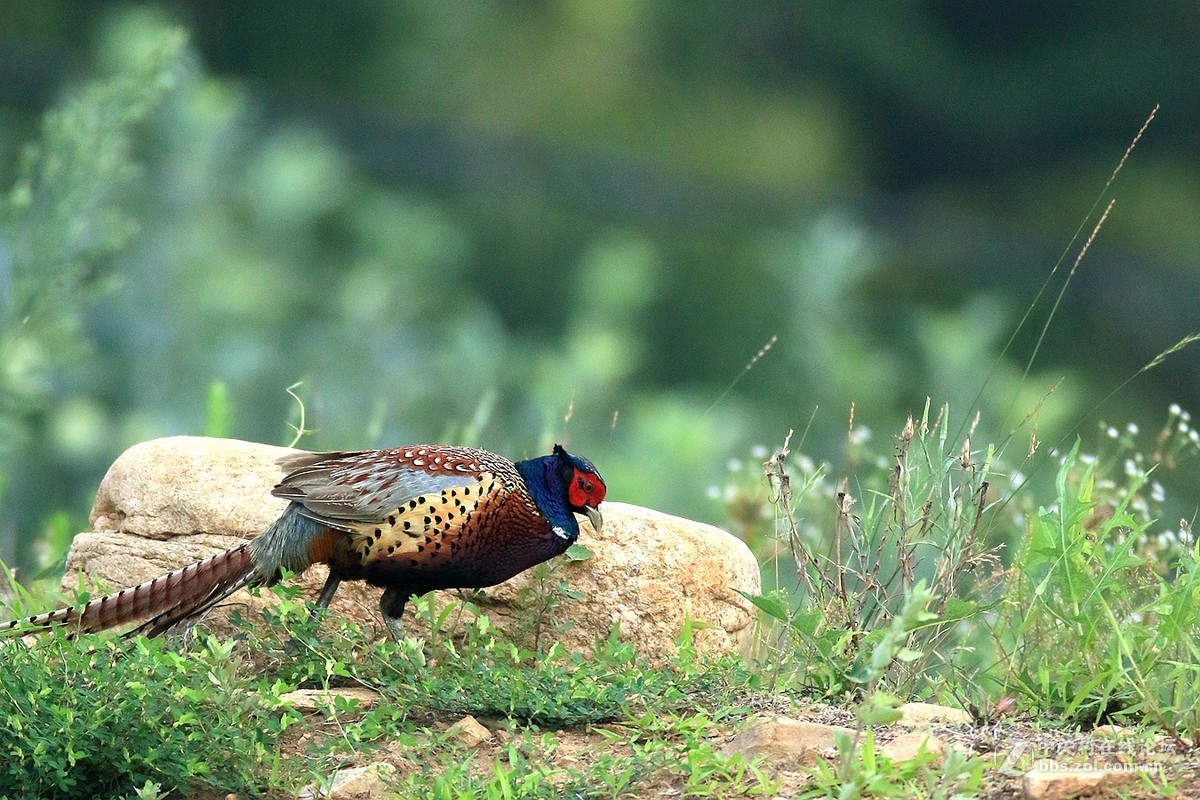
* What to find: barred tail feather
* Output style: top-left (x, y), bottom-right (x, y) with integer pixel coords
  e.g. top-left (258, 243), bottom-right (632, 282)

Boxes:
top-left (1, 543), bottom-right (257, 637)
top-left (124, 570), bottom-right (256, 639)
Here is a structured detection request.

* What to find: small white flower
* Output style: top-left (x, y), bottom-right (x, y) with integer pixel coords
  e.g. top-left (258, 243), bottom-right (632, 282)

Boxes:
top-left (1189, 429), bottom-right (1199, 444)
top-left (1106, 426), bottom-right (1119, 439)
top-left (1151, 482), bottom-right (1165, 502)
top-left (1124, 458), bottom-right (1139, 476)
top-left (849, 425), bottom-right (872, 445)
top-left (1126, 423), bottom-right (1139, 435)
top-left (706, 485), bottom-right (721, 500)
top-left (726, 458), bottom-right (743, 473)
top-left (751, 444), bottom-right (768, 460)
top-left (1079, 453), bottom-right (1097, 465)
top-left (1169, 403), bottom-right (1183, 416)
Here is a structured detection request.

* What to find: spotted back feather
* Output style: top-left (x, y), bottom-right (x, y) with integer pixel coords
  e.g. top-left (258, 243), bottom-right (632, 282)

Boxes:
top-left (272, 446), bottom-right (574, 589)
top-left (273, 446), bottom-right (517, 529)
top-left (343, 473), bottom-right (502, 564)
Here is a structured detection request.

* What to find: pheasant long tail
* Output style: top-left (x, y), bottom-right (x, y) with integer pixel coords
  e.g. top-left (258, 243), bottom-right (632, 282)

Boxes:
top-left (1, 543), bottom-right (256, 637)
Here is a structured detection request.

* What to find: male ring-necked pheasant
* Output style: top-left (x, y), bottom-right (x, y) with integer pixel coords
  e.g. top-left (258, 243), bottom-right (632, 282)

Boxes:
top-left (1, 444), bottom-right (606, 641)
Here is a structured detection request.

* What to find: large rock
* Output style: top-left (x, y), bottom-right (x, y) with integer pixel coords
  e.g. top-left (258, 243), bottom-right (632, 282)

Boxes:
top-left (74, 437), bottom-right (294, 592)
top-left (880, 731), bottom-right (945, 765)
top-left (1021, 769), bottom-right (1140, 800)
top-left (722, 716), bottom-right (856, 766)
top-left (64, 436), bottom-right (760, 662)
top-left (894, 702), bottom-right (973, 728)
top-left (298, 763), bottom-right (398, 800)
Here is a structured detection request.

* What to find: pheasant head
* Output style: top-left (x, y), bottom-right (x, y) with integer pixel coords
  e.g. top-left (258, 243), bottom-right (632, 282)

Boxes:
top-left (517, 443), bottom-right (607, 542)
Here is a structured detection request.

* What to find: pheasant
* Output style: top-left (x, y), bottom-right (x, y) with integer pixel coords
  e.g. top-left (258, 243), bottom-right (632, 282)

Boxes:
top-left (1, 443), bottom-right (606, 641)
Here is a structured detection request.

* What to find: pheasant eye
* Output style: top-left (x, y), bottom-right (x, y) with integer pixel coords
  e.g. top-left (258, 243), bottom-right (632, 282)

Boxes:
top-left (568, 469), bottom-right (597, 508)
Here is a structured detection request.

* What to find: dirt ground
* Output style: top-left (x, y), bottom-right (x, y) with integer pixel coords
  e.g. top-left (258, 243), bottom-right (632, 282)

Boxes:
top-left (267, 696), bottom-right (1198, 799)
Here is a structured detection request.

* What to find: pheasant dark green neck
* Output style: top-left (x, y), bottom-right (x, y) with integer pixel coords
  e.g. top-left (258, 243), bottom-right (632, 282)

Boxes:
top-left (516, 453), bottom-right (579, 541)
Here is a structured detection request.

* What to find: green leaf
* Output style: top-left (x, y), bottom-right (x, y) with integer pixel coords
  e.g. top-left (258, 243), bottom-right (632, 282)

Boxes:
top-left (736, 590), bottom-right (790, 623)
top-left (856, 693), bottom-right (902, 727)
top-left (565, 543), bottom-right (594, 561)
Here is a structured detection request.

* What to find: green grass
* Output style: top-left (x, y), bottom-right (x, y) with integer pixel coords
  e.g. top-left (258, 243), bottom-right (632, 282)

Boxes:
top-left (740, 402), bottom-right (1200, 728)
top-left (0, 632), bottom-right (303, 799)
top-left (0, 586), bottom-right (777, 799)
top-left (1001, 440), bottom-right (1200, 737)
top-left (802, 729), bottom-right (985, 799)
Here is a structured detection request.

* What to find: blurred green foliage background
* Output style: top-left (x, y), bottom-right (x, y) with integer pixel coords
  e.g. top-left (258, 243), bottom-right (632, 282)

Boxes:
top-left (0, 3), bottom-right (1195, 573)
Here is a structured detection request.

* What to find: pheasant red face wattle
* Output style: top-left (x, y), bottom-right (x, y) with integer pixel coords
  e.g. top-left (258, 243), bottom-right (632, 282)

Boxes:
top-left (568, 466), bottom-right (607, 534)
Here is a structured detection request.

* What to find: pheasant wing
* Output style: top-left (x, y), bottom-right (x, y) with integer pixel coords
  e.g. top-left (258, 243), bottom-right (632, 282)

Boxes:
top-left (273, 447), bottom-right (495, 530)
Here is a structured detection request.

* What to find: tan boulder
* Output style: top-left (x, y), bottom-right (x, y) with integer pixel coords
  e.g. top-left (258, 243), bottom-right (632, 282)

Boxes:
top-left (881, 731), bottom-right (944, 764)
top-left (722, 716), bottom-right (857, 766)
top-left (279, 687), bottom-right (382, 715)
top-left (62, 436), bottom-right (760, 663)
top-left (89, 436), bottom-right (294, 539)
top-left (446, 715), bottom-right (494, 748)
top-left (67, 436), bottom-right (296, 595)
top-left (299, 762), bottom-right (397, 800)
top-left (1021, 768), bottom-right (1140, 800)
top-left (894, 702), bottom-right (973, 728)
top-left (1091, 724), bottom-right (1134, 738)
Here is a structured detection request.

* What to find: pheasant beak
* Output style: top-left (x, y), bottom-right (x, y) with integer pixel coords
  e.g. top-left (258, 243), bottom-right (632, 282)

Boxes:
top-left (583, 505), bottom-right (604, 535)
